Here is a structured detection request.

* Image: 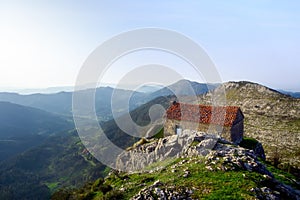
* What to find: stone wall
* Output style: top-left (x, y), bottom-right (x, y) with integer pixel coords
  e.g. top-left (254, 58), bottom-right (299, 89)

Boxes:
top-left (230, 120), bottom-right (244, 144)
top-left (230, 110), bottom-right (244, 144)
top-left (164, 118), bottom-right (233, 142)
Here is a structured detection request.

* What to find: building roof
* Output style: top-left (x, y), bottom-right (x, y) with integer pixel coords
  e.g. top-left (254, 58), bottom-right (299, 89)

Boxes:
top-left (166, 102), bottom-right (242, 126)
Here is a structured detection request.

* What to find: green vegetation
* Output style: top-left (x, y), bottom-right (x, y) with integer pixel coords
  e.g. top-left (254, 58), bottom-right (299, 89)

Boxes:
top-left (264, 161), bottom-right (300, 190)
top-left (0, 130), bottom-right (107, 199)
top-left (45, 182), bottom-right (60, 192)
top-left (53, 157), bottom-right (291, 199)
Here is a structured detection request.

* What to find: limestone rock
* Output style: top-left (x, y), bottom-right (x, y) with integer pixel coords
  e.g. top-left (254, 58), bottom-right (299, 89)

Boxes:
top-left (116, 130), bottom-right (219, 172)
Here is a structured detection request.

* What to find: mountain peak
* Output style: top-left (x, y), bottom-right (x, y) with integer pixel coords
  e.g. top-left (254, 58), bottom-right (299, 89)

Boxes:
top-left (210, 81), bottom-right (288, 100)
top-left (223, 81), bottom-right (281, 95)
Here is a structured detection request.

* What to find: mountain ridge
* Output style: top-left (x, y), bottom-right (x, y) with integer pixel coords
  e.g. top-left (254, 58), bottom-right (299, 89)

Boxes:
top-left (0, 101), bottom-right (74, 161)
top-left (0, 80), bottom-right (213, 122)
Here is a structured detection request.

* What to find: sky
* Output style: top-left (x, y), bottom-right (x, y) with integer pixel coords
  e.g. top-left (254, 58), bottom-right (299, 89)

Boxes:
top-left (0, 0), bottom-right (299, 91)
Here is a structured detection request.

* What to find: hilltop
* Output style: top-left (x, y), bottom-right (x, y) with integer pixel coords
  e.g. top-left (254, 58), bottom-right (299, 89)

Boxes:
top-left (195, 81), bottom-right (300, 169)
top-left (52, 131), bottom-right (300, 199)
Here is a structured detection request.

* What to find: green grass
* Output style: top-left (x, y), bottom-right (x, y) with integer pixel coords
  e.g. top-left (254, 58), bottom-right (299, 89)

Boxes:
top-left (45, 182), bottom-right (60, 192)
top-left (142, 157), bottom-right (177, 171)
top-left (191, 140), bottom-right (200, 146)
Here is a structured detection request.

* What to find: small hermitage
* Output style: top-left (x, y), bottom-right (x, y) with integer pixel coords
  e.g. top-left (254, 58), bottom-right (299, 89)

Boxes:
top-left (164, 101), bottom-right (244, 144)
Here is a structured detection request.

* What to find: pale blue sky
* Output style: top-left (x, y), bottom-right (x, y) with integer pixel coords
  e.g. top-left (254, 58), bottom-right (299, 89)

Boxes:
top-left (0, 0), bottom-right (299, 91)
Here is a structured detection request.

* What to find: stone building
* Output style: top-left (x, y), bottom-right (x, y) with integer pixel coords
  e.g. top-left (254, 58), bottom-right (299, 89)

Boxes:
top-left (164, 101), bottom-right (244, 144)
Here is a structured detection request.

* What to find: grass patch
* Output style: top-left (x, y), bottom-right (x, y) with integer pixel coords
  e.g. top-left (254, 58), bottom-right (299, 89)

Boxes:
top-left (56, 156), bottom-right (300, 199)
top-left (45, 182), bottom-right (59, 192)
top-left (91, 157), bottom-right (266, 199)
top-left (191, 140), bottom-right (200, 146)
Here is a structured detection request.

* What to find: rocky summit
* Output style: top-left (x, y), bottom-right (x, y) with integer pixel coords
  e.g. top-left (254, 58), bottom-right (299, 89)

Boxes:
top-left (117, 130), bottom-right (265, 173)
top-left (193, 81), bottom-right (300, 169)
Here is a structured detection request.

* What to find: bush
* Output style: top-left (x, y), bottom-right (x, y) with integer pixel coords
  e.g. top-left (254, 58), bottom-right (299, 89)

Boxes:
top-left (99, 184), bottom-right (112, 194)
top-left (239, 137), bottom-right (258, 150)
top-left (82, 192), bottom-right (96, 200)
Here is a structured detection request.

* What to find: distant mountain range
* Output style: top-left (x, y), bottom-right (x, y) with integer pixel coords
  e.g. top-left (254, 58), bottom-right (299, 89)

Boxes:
top-left (0, 79), bottom-right (214, 163)
top-left (278, 90), bottom-right (300, 98)
top-left (134, 84), bottom-right (164, 93)
top-left (0, 80), bottom-right (215, 121)
top-left (0, 86), bottom-right (74, 95)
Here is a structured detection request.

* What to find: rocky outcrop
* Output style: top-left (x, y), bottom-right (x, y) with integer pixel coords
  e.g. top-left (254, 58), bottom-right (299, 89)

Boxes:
top-left (116, 129), bottom-right (271, 176)
top-left (131, 180), bottom-right (193, 200)
top-left (205, 142), bottom-right (273, 177)
top-left (132, 179), bottom-right (300, 200)
top-left (251, 177), bottom-right (300, 200)
top-left (128, 136), bottom-right (300, 200)
top-left (253, 141), bottom-right (266, 160)
top-left (116, 130), bottom-right (207, 172)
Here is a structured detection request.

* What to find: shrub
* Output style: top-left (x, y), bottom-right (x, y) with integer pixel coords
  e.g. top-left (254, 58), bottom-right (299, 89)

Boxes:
top-left (239, 137), bottom-right (258, 150)
top-left (99, 184), bottom-right (112, 194)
